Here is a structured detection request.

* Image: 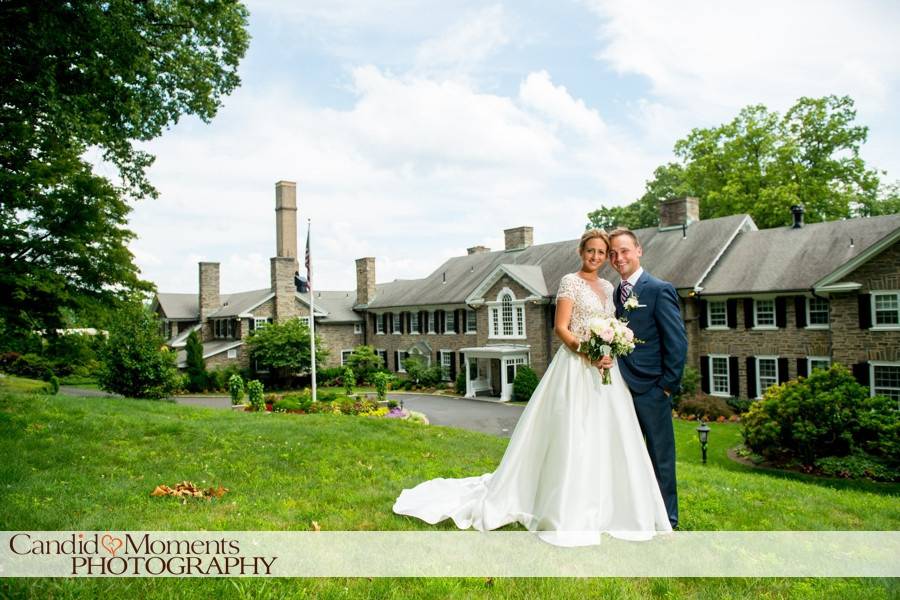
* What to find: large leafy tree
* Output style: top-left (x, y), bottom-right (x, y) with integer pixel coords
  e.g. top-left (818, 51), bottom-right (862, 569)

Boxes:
top-left (588, 96), bottom-right (893, 230)
top-left (0, 1), bottom-right (250, 336)
top-left (246, 319), bottom-right (329, 386)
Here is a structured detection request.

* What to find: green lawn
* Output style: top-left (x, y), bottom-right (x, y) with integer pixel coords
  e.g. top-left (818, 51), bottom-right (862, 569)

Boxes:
top-left (0, 383), bottom-right (897, 599)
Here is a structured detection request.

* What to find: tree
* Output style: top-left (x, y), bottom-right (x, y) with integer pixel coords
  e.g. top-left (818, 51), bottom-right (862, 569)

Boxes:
top-left (0, 1), bottom-right (250, 338)
top-left (588, 96), bottom-right (894, 231)
top-left (184, 330), bottom-right (206, 392)
top-left (346, 345), bottom-right (385, 384)
top-left (245, 319), bottom-right (328, 386)
top-left (97, 304), bottom-right (177, 399)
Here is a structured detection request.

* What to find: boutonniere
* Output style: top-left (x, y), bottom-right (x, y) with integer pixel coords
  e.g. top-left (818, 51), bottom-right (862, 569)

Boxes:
top-left (624, 293), bottom-right (641, 311)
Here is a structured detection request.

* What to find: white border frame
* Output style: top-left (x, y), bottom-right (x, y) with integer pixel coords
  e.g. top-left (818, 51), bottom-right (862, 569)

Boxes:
top-left (755, 355), bottom-right (779, 399)
top-left (869, 361), bottom-right (900, 402)
top-left (708, 354), bottom-right (731, 397)
top-left (707, 300), bottom-right (729, 329)
top-left (753, 298), bottom-right (777, 330)
top-left (871, 291), bottom-right (900, 331)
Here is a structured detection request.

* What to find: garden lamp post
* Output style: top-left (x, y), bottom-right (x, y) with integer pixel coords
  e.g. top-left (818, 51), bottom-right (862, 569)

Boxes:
top-left (696, 421), bottom-right (711, 464)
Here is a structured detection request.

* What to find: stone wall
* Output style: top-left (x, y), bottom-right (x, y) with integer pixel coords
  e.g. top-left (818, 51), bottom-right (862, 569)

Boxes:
top-left (316, 322), bottom-right (364, 368)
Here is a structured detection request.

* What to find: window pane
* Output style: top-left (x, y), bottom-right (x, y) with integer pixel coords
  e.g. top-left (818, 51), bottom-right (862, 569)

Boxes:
top-left (516, 307), bottom-right (524, 335)
top-left (502, 295), bottom-right (513, 336)
top-left (873, 365), bottom-right (900, 400)
top-left (758, 358), bottom-right (778, 394)
top-left (755, 300), bottom-right (775, 326)
top-left (874, 294), bottom-right (900, 325)
top-left (466, 309), bottom-right (476, 331)
top-left (711, 356), bottom-right (729, 394)
top-left (808, 297), bottom-right (829, 325)
top-left (809, 358), bottom-right (830, 372)
top-left (709, 302), bottom-right (727, 326)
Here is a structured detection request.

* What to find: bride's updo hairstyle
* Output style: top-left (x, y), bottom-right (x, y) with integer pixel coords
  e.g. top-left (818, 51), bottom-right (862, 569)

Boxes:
top-left (578, 228), bottom-right (610, 254)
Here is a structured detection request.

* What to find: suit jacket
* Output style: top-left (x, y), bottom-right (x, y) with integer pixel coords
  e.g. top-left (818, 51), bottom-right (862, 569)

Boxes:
top-left (614, 271), bottom-right (687, 395)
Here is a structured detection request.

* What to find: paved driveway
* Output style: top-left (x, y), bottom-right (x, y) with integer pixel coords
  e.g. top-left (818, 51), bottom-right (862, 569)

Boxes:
top-left (59, 387), bottom-right (526, 438)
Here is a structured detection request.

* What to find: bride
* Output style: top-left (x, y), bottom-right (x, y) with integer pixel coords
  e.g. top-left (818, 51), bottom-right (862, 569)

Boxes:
top-left (392, 229), bottom-right (672, 546)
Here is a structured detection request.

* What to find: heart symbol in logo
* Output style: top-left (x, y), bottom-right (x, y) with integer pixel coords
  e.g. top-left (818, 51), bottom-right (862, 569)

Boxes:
top-left (101, 534), bottom-right (123, 556)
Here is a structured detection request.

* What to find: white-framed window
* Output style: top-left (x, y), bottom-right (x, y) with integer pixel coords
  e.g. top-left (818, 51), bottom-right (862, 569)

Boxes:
top-left (410, 312), bottom-right (419, 334)
top-left (708, 301), bottom-right (727, 328)
top-left (392, 313), bottom-right (401, 334)
top-left (445, 310), bottom-right (456, 334)
top-left (870, 362), bottom-right (900, 403)
top-left (254, 316), bottom-right (270, 330)
top-left (754, 299), bottom-right (776, 328)
top-left (341, 350), bottom-right (353, 365)
top-left (489, 288), bottom-right (526, 339)
top-left (227, 349), bottom-right (237, 359)
top-left (299, 316), bottom-right (310, 328)
top-left (427, 311), bottom-right (436, 334)
top-left (872, 292), bottom-right (900, 329)
top-left (465, 309), bottom-right (477, 333)
top-left (756, 356), bottom-right (779, 398)
top-left (709, 355), bottom-right (730, 396)
top-left (806, 297), bottom-right (830, 328)
top-left (440, 350), bottom-right (453, 381)
top-left (376, 349), bottom-right (388, 369)
top-left (398, 351), bottom-right (409, 373)
top-left (808, 356), bottom-right (831, 373)
top-left (375, 315), bottom-right (385, 335)
top-left (505, 356), bottom-right (527, 384)
top-left (354, 322), bottom-right (363, 335)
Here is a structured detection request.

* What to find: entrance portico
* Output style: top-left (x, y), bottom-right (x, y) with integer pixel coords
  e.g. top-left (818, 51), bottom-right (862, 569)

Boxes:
top-left (460, 345), bottom-right (531, 401)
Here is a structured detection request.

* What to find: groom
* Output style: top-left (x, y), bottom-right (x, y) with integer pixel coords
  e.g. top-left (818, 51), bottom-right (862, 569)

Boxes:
top-left (609, 228), bottom-right (687, 529)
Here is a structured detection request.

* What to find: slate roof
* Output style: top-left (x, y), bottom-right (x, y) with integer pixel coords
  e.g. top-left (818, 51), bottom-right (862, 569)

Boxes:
top-left (155, 293), bottom-right (198, 320)
top-left (366, 214), bottom-right (752, 308)
top-left (700, 214), bottom-right (900, 295)
top-left (156, 288), bottom-right (364, 323)
top-left (207, 288), bottom-right (272, 318)
top-left (304, 290), bottom-right (364, 322)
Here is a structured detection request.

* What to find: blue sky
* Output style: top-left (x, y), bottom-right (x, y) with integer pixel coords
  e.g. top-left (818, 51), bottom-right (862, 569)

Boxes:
top-left (132, 0), bottom-right (900, 294)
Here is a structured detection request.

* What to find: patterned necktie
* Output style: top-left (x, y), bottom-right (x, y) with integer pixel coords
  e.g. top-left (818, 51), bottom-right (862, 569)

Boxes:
top-left (620, 280), bottom-right (632, 305)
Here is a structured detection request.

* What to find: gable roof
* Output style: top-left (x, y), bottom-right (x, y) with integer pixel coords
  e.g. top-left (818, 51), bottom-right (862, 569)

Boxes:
top-left (302, 290), bottom-right (363, 322)
top-left (466, 264), bottom-right (548, 303)
top-left (155, 293), bottom-right (199, 320)
top-left (699, 214), bottom-right (900, 295)
top-left (366, 213), bottom-right (752, 308)
top-left (207, 289), bottom-right (273, 318)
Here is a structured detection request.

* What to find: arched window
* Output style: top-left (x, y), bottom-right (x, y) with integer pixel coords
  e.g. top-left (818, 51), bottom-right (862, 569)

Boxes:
top-left (502, 293), bottom-right (514, 336)
top-left (489, 287), bottom-right (526, 339)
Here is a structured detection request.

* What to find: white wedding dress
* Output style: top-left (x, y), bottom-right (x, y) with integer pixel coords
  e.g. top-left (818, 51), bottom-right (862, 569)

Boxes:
top-left (392, 273), bottom-right (672, 546)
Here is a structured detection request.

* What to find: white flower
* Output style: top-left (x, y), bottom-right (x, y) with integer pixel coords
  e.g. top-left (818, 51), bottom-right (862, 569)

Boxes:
top-left (624, 294), bottom-right (640, 311)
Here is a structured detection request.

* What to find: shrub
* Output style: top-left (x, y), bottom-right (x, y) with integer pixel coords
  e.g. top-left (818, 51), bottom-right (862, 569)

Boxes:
top-left (228, 374), bottom-right (245, 405)
top-left (373, 372), bottom-right (389, 402)
top-left (344, 346), bottom-right (383, 384)
top-left (48, 375), bottom-right (60, 395)
top-left (455, 370), bottom-right (466, 395)
top-left (741, 364), bottom-right (899, 468)
top-left (726, 396), bottom-right (753, 414)
top-left (247, 380), bottom-right (265, 411)
top-left (9, 353), bottom-right (53, 380)
top-left (387, 399), bottom-right (398, 409)
top-left (418, 365), bottom-right (444, 388)
top-left (678, 366), bottom-right (700, 397)
top-left (343, 367), bottom-right (355, 395)
top-left (97, 305), bottom-right (178, 399)
top-left (273, 397), bottom-right (302, 412)
top-left (513, 366), bottom-right (539, 402)
top-left (677, 393), bottom-right (734, 420)
top-left (315, 367), bottom-right (344, 386)
top-left (317, 389), bottom-right (338, 402)
top-left (814, 451), bottom-right (897, 482)
top-left (246, 318), bottom-right (328, 386)
top-left (282, 391), bottom-right (313, 412)
top-left (184, 330), bottom-right (207, 392)
top-left (44, 332), bottom-right (101, 377)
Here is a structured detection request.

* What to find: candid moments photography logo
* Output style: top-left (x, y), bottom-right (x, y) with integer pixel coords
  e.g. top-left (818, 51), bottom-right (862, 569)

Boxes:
top-left (6, 532), bottom-right (277, 576)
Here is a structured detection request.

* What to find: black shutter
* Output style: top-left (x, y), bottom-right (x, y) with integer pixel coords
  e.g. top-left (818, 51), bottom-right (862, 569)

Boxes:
top-left (700, 356), bottom-right (710, 394)
top-left (852, 362), bottom-right (870, 387)
top-left (698, 300), bottom-right (708, 329)
top-left (371, 313), bottom-right (377, 332)
top-left (726, 299), bottom-right (738, 329)
top-left (419, 310), bottom-right (426, 334)
top-left (456, 309), bottom-right (464, 333)
top-left (729, 356), bottom-right (740, 397)
top-left (449, 352), bottom-right (457, 379)
top-left (743, 299), bottom-right (754, 329)
top-left (746, 357), bottom-right (757, 399)
top-left (382, 313), bottom-right (388, 334)
top-left (777, 357), bottom-right (790, 384)
top-left (858, 294), bottom-right (872, 329)
top-left (394, 351), bottom-right (399, 372)
top-left (797, 358), bottom-right (808, 378)
top-left (795, 296), bottom-right (807, 328)
top-left (437, 310), bottom-right (445, 334)
top-left (775, 297), bottom-right (787, 328)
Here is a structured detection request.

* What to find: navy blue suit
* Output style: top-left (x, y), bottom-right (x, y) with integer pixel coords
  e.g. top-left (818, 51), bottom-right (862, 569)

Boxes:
top-left (614, 270), bottom-right (687, 528)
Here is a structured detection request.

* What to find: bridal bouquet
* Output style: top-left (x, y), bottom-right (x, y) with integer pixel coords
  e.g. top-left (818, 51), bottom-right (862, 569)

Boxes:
top-left (579, 316), bottom-right (641, 384)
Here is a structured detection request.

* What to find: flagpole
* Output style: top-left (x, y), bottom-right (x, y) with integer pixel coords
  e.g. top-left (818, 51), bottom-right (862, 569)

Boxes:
top-left (307, 218), bottom-right (317, 403)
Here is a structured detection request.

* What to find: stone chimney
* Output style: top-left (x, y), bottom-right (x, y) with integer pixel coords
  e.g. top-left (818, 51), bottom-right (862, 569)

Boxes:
top-left (467, 245), bottom-right (490, 255)
top-left (199, 262), bottom-right (220, 321)
top-left (271, 257), bottom-right (298, 321)
top-left (356, 257), bottom-right (376, 306)
top-left (504, 226), bottom-right (533, 251)
top-left (275, 180), bottom-right (298, 258)
top-left (659, 196), bottom-right (700, 229)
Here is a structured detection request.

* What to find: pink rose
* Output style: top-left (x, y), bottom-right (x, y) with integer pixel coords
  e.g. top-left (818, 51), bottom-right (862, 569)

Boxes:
top-left (600, 328), bottom-right (615, 343)
top-left (624, 328), bottom-right (634, 342)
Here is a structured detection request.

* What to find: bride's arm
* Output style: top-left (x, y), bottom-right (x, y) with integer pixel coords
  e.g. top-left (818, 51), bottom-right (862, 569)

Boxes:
top-left (554, 298), bottom-right (583, 353)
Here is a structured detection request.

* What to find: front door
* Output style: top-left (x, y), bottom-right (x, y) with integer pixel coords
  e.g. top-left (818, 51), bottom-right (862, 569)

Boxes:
top-left (490, 359), bottom-right (502, 396)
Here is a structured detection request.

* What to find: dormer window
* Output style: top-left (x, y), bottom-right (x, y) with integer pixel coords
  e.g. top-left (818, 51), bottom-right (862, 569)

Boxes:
top-left (489, 287), bottom-right (526, 339)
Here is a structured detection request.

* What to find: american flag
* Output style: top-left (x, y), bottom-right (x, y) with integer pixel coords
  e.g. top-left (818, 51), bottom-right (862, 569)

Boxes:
top-left (304, 225), bottom-right (312, 292)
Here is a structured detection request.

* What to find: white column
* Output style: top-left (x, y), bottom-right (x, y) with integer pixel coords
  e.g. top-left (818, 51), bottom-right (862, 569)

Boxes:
top-left (500, 357), bottom-right (508, 401)
top-left (464, 354), bottom-right (473, 398)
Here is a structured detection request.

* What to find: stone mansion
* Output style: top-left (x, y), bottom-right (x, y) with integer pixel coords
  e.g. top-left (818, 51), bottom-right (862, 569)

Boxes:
top-left (153, 181), bottom-right (900, 402)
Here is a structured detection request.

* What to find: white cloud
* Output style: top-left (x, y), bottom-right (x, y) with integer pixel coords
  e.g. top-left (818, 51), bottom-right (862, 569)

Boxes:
top-left (414, 5), bottom-right (511, 78)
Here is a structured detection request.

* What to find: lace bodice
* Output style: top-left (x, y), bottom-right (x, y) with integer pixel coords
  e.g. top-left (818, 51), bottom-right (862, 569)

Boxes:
top-left (556, 273), bottom-right (615, 341)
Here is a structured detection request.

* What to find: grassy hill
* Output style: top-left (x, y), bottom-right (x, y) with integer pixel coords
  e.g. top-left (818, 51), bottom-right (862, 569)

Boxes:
top-left (1, 382), bottom-right (897, 599)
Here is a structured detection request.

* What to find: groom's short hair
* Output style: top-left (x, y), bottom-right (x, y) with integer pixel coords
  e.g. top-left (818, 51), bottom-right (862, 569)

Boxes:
top-left (609, 228), bottom-right (641, 247)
